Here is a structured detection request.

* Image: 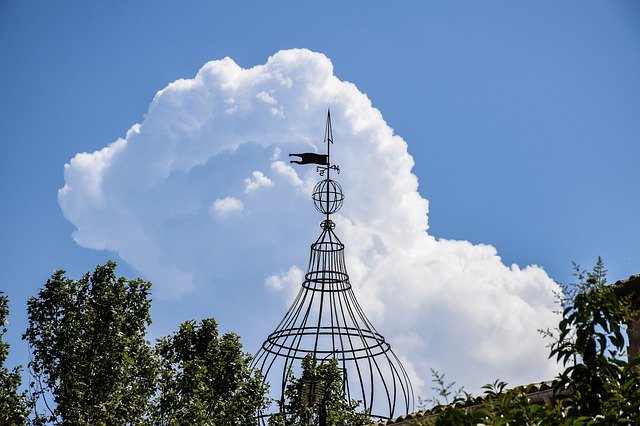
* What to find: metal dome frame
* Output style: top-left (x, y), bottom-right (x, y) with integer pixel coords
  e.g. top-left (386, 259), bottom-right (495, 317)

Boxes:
top-left (252, 110), bottom-right (414, 423)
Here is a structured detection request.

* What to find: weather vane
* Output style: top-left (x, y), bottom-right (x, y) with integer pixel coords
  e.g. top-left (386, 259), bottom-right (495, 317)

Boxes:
top-left (252, 109), bottom-right (413, 424)
top-left (288, 110), bottom-right (340, 177)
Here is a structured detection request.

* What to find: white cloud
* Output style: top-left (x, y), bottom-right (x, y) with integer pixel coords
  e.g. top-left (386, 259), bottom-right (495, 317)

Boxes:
top-left (210, 197), bottom-right (244, 217)
top-left (256, 91), bottom-right (277, 105)
top-left (244, 171), bottom-right (274, 193)
top-left (58, 48), bottom-right (561, 397)
top-left (271, 160), bottom-right (303, 187)
top-left (257, 90), bottom-right (284, 116)
top-left (265, 266), bottom-right (303, 302)
top-left (271, 147), bottom-right (281, 161)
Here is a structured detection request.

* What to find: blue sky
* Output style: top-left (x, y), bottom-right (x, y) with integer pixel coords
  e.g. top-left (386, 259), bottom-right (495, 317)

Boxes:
top-left (1, 1), bottom-right (639, 398)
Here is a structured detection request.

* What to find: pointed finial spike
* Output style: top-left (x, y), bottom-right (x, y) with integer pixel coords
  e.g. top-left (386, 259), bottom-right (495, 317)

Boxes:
top-left (325, 109), bottom-right (333, 144)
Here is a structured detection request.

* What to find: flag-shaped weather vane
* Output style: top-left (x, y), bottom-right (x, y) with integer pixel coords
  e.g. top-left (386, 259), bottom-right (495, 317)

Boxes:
top-left (289, 110), bottom-right (340, 177)
top-left (252, 109), bottom-right (414, 424)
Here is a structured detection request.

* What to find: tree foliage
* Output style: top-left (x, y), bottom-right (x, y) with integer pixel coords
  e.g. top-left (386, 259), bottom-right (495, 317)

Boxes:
top-left (418, 368), bottom-right (465, 409)
top-left (153, 318), bottom-right (268, 425)
top-left (268, 354), bottom-right (370, 426)
top-left (0, 292), bottom-right (29, 425)
top-left (23, 261), bottom-right (157, 425)
top-left (429, 258), bottom-right (640, 425)
top-left (14, 257), bottom-right (640, 425)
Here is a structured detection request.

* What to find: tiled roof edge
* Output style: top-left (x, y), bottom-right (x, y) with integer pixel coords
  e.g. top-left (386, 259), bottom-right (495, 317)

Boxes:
top-left (370, 381), bottom-right (561, 425)
top-left (610, 274), bottom-right (640, 300)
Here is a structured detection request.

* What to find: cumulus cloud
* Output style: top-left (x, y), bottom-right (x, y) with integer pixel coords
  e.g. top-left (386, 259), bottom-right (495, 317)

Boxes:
top-left (271, 160), bottom-right (303, 187)
top-left (244, 171), bottom-right (274, 193)
top-left (265, 266), bottom-right (303, 303)
top-left (210, 196), bottom-right (244, 217)
top-left (58, 49), bottom-right (561, 396)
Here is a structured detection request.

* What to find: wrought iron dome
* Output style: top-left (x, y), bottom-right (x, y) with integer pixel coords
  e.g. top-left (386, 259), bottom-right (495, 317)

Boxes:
top-left (252, 110), bottom-right (414, 423)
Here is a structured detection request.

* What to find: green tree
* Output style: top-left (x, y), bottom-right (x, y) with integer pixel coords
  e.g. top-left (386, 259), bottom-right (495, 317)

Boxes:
top-left (269, 354), bottom-right (370, 426)
top-left (0, 292), bottom-right (29, 425)
top-left (153, 318), bottom-right (268, 425)
top-left (550, 257), bottom-right (640, 422)
top-left (23, 261), bottom-right (157, 425)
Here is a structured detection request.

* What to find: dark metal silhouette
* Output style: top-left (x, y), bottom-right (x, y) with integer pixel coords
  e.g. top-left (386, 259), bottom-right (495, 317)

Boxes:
top-left (289, 152), bottom-right (328, 165)
top-left (253, 110), bottom-right (414, 423)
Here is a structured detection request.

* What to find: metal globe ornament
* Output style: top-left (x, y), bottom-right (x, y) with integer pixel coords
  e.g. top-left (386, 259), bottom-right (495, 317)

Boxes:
top-left (312, 179), bottom-right (344, 215)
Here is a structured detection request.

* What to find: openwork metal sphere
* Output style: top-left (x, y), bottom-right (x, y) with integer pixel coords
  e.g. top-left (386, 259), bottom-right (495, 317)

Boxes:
top-left (312, 179), bottom-right (344, 214)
